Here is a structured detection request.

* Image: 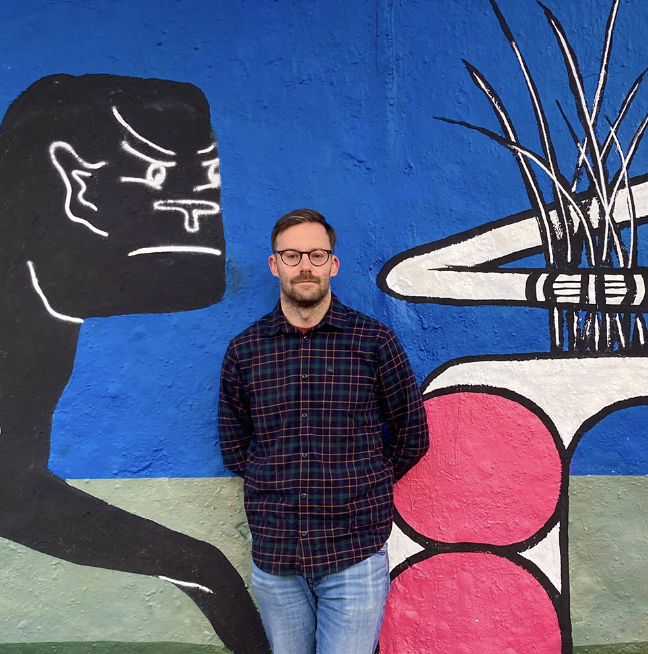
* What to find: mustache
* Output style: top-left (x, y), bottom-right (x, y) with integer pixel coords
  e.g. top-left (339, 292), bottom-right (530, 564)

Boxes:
top-left (292, 273), bottom-right (320, 284)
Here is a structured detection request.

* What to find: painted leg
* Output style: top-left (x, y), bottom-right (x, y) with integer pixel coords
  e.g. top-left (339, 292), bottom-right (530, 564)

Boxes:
top-left (0, 470), bottom-right (271, 654)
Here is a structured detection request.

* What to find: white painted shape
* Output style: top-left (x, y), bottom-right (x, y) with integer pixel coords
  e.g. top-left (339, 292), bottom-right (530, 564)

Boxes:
top-left (49, 141), bottom-right (108, 237)
top-left (71, 170), bottom-right (98, 211)
top-left (158, 575), bottom-right (213, 594)
top-left (536, 273), bottom-right (547, 301)
top-left (423, 356), bottom-right (648, 446)
top-left (635, 274), bottom-right (645, 304)
top-left (128, 245), bottom-right (222, 257)
top-left (519, 523), bottom-right (561, 591)
top-left (153, 199), bottom-right (220, 233)
top-left (388, 269), bottom-right (531, 302)
top-left (396, 217), bottom-right (543, 270)
top-left (194, 176), bottom-right (221, 193)
top-left (637, 317), bottom-right (646, 345)
top-left (194, 159), bottom-right (221, 192)
top-left (588, 274), bottom-right (596, 303)
top-left (387, 522), bottom-right (424, 572)
top-left (27, 261), bottom-right (84, 324)
top-left (384, 178), bottom-right (648, 302)
top-left (112, 106), bottom-right (176, 156)
top-left (120, 141), bottom-right (176, 190)
top-left (197, 143), bottom-right (216, 154)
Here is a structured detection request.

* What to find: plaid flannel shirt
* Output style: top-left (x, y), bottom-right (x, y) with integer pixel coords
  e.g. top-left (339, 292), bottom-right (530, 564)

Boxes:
top-left (218, 295), bottom-right (429, 577)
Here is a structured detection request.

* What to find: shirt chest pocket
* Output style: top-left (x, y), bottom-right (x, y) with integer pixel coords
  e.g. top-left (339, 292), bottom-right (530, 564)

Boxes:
top-left (314, 348), bottom-right (378, 414)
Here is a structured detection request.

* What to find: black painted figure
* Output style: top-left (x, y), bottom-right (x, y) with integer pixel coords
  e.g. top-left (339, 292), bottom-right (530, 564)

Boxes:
top-left (0, 74), bottom-right (270, 654)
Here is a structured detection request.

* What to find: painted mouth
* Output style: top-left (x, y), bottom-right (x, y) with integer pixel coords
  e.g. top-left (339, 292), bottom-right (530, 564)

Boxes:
top-left (128, 246), bottom-right (223, 257)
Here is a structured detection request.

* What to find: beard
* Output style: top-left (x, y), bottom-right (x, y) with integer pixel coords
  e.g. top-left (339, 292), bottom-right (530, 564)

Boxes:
top-left (280, 272), bottom-right (330, 309)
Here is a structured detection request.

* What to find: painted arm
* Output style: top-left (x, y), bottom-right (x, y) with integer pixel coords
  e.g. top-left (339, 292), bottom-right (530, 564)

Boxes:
top-left (378, 175), bottom-right (648, 308)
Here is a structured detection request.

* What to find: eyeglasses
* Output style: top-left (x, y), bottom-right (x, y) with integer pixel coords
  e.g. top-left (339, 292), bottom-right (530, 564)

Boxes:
top-left (273, 249), bottom-right (333, 266)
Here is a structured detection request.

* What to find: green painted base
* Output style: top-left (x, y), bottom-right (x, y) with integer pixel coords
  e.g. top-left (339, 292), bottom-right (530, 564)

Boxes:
top-left (0, 644), bottom-right (230, 654)
top-left (574, 644), bottom-right (648, 653)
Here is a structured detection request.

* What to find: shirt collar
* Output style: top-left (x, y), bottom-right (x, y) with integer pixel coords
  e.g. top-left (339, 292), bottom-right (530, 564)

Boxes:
top-left (262, 294), bottom-right (348, 336)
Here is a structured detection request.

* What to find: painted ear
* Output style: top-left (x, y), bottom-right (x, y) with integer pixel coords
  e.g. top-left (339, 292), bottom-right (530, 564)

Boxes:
top-left (49, 141), bottom-right (109, 237)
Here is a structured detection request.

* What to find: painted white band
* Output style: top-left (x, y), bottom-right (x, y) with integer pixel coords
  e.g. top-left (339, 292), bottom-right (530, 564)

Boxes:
top-left (112, 107), bottom-right (176, 156)
top-left (158, 576), bottom-right (213, 594)
top-left (635, 274), bottom-right (646, 306)
top-left (128, 246), bottom-right (222, 257)
top-left (536, 273), bottom-right (548, 302)
top-left (588, 274), bottom-right (597, 304)
top-left (27, 261), bottom-right (84, 324)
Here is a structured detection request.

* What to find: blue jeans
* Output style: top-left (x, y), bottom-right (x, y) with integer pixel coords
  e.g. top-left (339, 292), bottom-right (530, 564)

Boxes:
top-left (251, 544), bottom-right (390, 654)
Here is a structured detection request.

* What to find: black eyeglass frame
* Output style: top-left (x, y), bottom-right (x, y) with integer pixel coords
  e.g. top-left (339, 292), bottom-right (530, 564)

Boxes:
top-left (273, 249), bottom-right (334, 266)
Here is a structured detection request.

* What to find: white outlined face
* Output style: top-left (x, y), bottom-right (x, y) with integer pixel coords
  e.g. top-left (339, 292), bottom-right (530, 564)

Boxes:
top-left (41, 95), bottom-right (227, 318)
top-left (110, 106), bottom-right (223, 254)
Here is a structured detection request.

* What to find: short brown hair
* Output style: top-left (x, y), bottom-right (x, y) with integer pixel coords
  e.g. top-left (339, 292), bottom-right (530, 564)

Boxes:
top-left (271, 208), bottom-right (337, 251)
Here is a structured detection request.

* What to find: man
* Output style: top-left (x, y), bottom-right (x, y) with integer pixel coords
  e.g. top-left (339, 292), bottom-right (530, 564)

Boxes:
top-left (219, 208), bottom-right (429, 653)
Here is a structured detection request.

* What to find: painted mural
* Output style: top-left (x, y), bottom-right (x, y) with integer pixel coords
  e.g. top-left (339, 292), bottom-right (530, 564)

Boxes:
top-left (1, 0), bottom-right (648, 653)
top-left (378, 1), bottom-right (648, 652)
top-left (0, 74), bottom-right (269, 654)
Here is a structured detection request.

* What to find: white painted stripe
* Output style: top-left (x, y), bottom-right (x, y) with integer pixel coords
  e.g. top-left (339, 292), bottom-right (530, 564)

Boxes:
top-left (112, 107), bottom-right (176, 156)
top-left (27, 261), bottom-right (84, 324)
top-left (637, 316), bottom-right (646, 346)
top-left (197, 143), bottom-right (216, 154)
top-left (588, 274), bottom-right (597, 304)
top-left (49, 142), bottom-right (109, 237)
top-left (128, 246), bottom-right (222, 257)
top-left (634, 274), bottom-right (645, 305)
top-left (158, 576), bottom-right (213, 594)
top-left (153, 200), bottom-right (220, 233)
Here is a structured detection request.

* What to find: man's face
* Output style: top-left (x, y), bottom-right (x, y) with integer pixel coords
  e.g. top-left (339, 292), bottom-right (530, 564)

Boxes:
top-left (269, 222), bottom-right (339, 308)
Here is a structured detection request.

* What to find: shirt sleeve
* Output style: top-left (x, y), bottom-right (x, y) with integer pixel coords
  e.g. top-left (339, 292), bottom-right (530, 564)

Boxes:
top-left (218, 343), bottom-right (254, 477)
top-left (376, 330), bottom-right (430, 481)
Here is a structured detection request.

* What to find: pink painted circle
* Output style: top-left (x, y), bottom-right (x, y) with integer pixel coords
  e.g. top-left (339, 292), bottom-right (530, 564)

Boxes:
top-left (380, 552), bottom-right (561, 654)
top-left (396, 391), bottom-right (562, 545)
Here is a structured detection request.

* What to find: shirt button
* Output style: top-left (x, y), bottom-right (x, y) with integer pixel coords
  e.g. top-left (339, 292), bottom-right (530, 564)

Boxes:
top-left (301, 493), bottom-right (307, 499)
top-left (301, 531), bottom-right (307, 536)
top-left (301, 412), bottom-right (308, 418)
top-left (302, 453), bottom-right (308, 458)
top-left (303, 335), bottom-right (309, 342)
top-left (302, 373), bottom-right (308, 379)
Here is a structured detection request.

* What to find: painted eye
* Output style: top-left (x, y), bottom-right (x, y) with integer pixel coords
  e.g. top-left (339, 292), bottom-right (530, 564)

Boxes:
top-left (147, 164), bottom-right (167, 188)
top-left (206, 162), bottom-right (221, 188)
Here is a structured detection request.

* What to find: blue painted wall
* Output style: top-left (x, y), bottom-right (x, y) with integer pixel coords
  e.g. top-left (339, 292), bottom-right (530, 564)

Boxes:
top-left (3, 1), bottom-right (648, 652)
top-left (31, 0), bottom-right (647, 479)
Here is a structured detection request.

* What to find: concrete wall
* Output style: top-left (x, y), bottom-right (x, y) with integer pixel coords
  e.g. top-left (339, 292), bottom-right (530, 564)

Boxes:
top-left (1, 0), bottom-right (648, 652)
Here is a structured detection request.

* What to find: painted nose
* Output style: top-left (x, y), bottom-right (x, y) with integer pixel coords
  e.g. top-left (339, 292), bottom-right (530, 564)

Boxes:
top-left (153, 199), bottom-right (221, 233)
